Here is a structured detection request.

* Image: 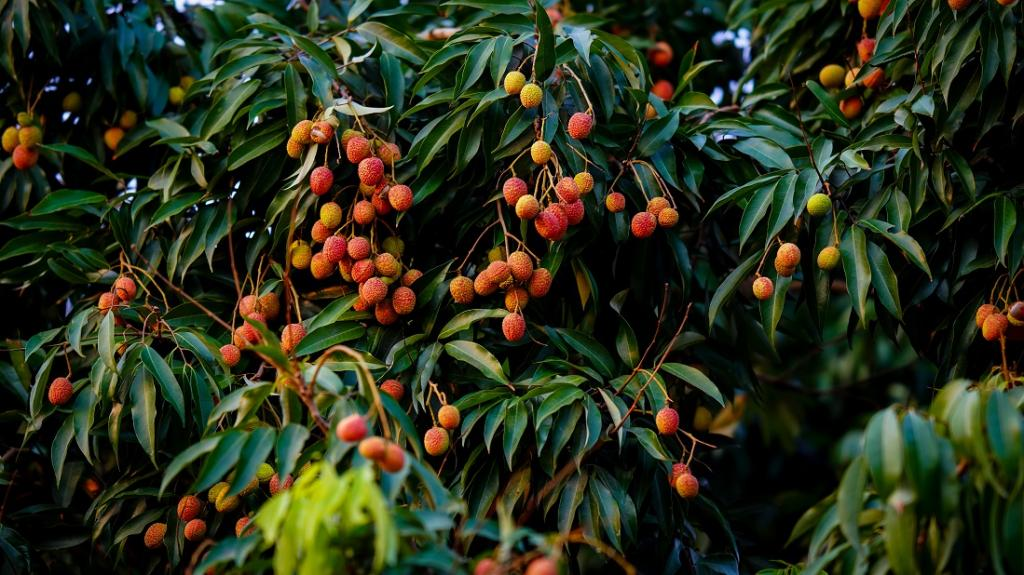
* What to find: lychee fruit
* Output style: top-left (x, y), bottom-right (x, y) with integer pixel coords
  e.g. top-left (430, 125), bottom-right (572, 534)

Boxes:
top-left (310, 121), bottom-right (334, 145)
top-left (504, 71), bottom-right (526, 95)
top-left (982, 313), bottom-right (1009, 341)
top-left (286, 138), bottom-right (303, 158)
top-left (347, 236), bottom-right (371, 260)
top-left (1008, 301), bottom-right (1024, 326)
top-left (1, 127), bottom-right (17, 152)
top-left (652, 79), bottom-right (674, 101)
top-left (239, 294), bottom-right (258, 317)
top-left (647, 197), bottom-right (670, 215)
top-left (311, 253), bottom-right (335, 280)
top-left (372, 190), bottom-right (392, 216)
top-left (519, 83), bottom-right (542, 108)
top-left (450, 276), bottom-right (475, 304)
top-left (525, 557), bottom-right (559, 575)
top-left (475, 559), bottom-right (499, 575)
top-left (392, 286), bottom-right (417, 315)
top-left (474, 272), bottom-right (499, 296)
top-left (503, 177), bottom-right (528, 206)
top-left (818, 64), bottom-right (846, 89)
top-left (775, 243), bottom-right (801, 276)
top-left (291, 120), bottom-right (314, 144)
top-left (486, 261), bottom-right (512, 287)
top-left (361, 277), bottom-right (388, 306)
top-left (947, 0), bottom-right (970, 10)
top-left (359, 436), bottom-right (388, 460)
top-left (515, 194), bottom-right (541, 220)
top-left (535, 205), bottom-right (568, 240)
top-left (840, 97), bottom-right (863, 119)
top-left (555, 177), bottom-right (580, 203)
top-left (346, 136), bottom-right (372, 163)
top-left (817, 246), bottom-right (840, 271)
top-left (505, 287), bottom-right (530, 312)
top-left (336, 414), bottom-right (368, 442)
top-left (675, 472), bottom-right (699, 498)
top-left (358, 157), bottom-right (385, 186)
top-left (752, 277), bottom-right (774, 301)
top-left (561, 200), bottom-right (585, 226)
top-left (530, 140), bottom-right (552, 164)
top-left (177, 495), bottom-right (203, 521)
top-left (98, 292), bottom-right (118, 314)
top-left (12, 145), bottom-right (38, 170)
top-left (320, 202), bottom-right (343, 229)
top-left (341, 129), bottom-right (363, 146)
top-left (352, 259), bottom-right (376, 283)
top-left (309, 166), bottom-right (334, 196)
top-left (648, 41), bottom-right (674, 67)
top-left (438, 405), bottom-right (461, 430)
top-left (668, 462), bottom-right (689, 486)
top-left (567, 112), bottom-right (593, 139)
top-left (113, 276), bottom-right (137, 302)
top-left (220, 344), bottom-right (241, 367)
top-left (502, 312), bottom-right (526, 341)
top-left (353, 200), bottom-right (376, 225)
top-left (859, 0), bottom-right (885, 18)
top-left (380, 443), bottom-right (405, 473)
top-left (527, 268), bottom-right (552, 298)
top-left (655, 406), bottom-right (679, 435)
top-left (806, 193), bottom-right (831, 217)
top-left (119, 110), bottom-right (138, 130)
top-left (48, 377), bottom-right (73, 406)
top-left (378, 142), bottom-right (402, 165)
top-left (383, 236), bottom-right (405, 258)
top-left (184, 518), bottom-right (207, 542)
top-left (374, 253), bottom-right (401, 278)
top-left (311, 220), bottom-right (331, 243)
top-left (268, 473), bottom-right (293, 495)
top-left (18, 126), bottom-right (42, 148)
top-left (280, 323), bottom-right (306, 354)
top-left (322, 235), bottom-right (347, 264)
top-left (424, 427), bottom-right (450, 456)
top-left (290, 241), bottom-right (312, 269)
top-left (606, 192), bottom-right (626, 212)
top-left (143, 523), bottom-right (166, 549)
top-left (631, 212), bottom-right (657, 238)
top-left (401, 269), bottom-right (422, 287)
top-left (658, 207), bottom-right (679, 228)
top-left (507, 251), bottom-right (533, 282)
top-left (207, 481), bottom-right (229, 502)
top-left (235, 516), bottom-right (253, 537)
top-left (863, 68), bottom-right (885, 90)
top-left (976, 304), bottom-right (998, 328)
top-left (380, 379), bottom-right (405, 401)
top-left (388, 184), bottom-right (413, 211)
top-left (857, 37), bottom-right (876, 63)
top-left (574, 172), bottom-right (594, 195)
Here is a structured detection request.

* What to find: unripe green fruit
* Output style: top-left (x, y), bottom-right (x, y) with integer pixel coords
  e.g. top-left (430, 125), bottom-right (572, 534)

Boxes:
top-left (1, 127), bottom-right (18, 152)
top-left (257, 462), bottom-right (275, 482)
top-left (806, 193), bottom-right (832, 217)
top-left (817, 246), bottom-right (840, 270)
top-left (168, 86), bottom-right (185, 106)
top-left (16, 112), bottom-right (32, 126)
top-left (382, 235), bottom-right (405, 258)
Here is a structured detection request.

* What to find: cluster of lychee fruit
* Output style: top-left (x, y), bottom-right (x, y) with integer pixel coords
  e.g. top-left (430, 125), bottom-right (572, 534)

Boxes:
top-left (2, 112), bottom-right (43, 170)
top-left (168, 75), bottom-right (195, 107)
top-left (607, 194), bottom-right (680, 239)
top-left (95, 274), bottom-right (139, 320)
top-left (335, 413), bottom-right (406, 473)
top-left (750, 192), bottom-right (839, 300)
top-left (817, 34), bottom-right (885, 120)
top-left (976, 300), bottom-right (1024, 342)
top-left (103, 110), bottom-right (139, 153)
top-left (222, 290), bottom-right (309, 362)
top-left (474, 554), bottom-right (560, 575)
top-left (653, 406), bottom-right (701, 499)
top-left (449, 250), bottom-right (552, 342)
top-left (142, 462), bottom-right (290, 550)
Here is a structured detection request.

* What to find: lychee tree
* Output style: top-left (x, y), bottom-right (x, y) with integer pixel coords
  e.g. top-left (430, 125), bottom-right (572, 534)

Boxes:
top-left (0, 0), bottom-right (1022, 574)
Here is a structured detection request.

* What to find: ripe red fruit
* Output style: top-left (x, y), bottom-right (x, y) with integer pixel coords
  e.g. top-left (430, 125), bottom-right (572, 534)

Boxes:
top-left (235, 516), bottom-right (253, 537)
top-left (475, 558), bottom-right (500, 575)
top-left (555, 177), bottom-right (580, 203)
top-left (774, 243), bottom-right (801, 276)
top-left (360, 277), bottom-right (388, 306)
top-left (648, 41), bottom-right (674, 67)
top-left (352, 259), bottom-right (375, 283)
top-left (310, 121), bottom-right (334, 144)
top-left (567, 112), bottom-right (594, 139)
top-left (358, 157), bottom-right (385, 186)
top-left (143, 523), bottom-right (166, 549)
top-left (658, 207), bottom-right (679, 227)
top-left (475, 273), bottom-right (499, 297)
top-left (562, 200), bottom-right (585, 225)
top-left (310, 253), bottom-right (335, 280)
top-left (239, 294), bottom-right (258, 317)
top-left (863, 68), bottom-right (885, 89)
top-left (401, 269), bottom-right (422, 286)
top-left (388, 184), bottom-right (413, 211)
top-left (177, 495), bottom-right (203, 521)
top-left (220, 344), bottom-right (241, 367)
top-left (668, 462), bottom-right (689, 486)
top-left (424, 427), bottom-right (450, 456)
top-left (347, 236), bottom-right (371, 260)
top-left (574, 172), bottom-right (594, 195)
top-left (359, 436), bottom-right (387, 460)
top-left (280, 323), bottom-right (306, 354)
top-left (631, 212), bottom-right (657, 238)
top-left (647, 197), bottom-right (670, 215)
top-left (525, 557), bottom-right (558, 575)
top-left (507, 251), bottom-right (533, 282)
top-left (48, 377), bottom-right (73, 406)
top-left (503, 177), bottom-right (528, 206)
top-left (372, 190), bottom-right (392, 216)
top-left (515, 194), bottom-right (541, 220)
top-left (346, 136), bottom-right (372, 163)
top-left (438, 405), bottom-right (461, 430)
top-left (527, 268), bottom-right (552, 298)
top-left (675, 472), bottom-right (699, 498)
top-left (374, 253), bottom-right (401, 278)
top-left (486, 261), bottom-right (512, 286)
top-left (12, 145), bottom-right (38, 170)
top-left (380, 443), bottom-right (405, 473)
top-left (652, 79), bottom-right (674, 101)
top-left (450, 276), bottom-right (475, 304)
top-left (535, 205), bottom-right (568, 241)
top-left (311, 220), bottom-right (331, 243)
top-left (606, 192), bottom-right (626, 213)
top-left (840, 96), bottom-right (863, 119)
top-left (380, 379), bottom-right (405, 401)
top-left (505, 287), bottom-right (529, 312)
top-left (184, 518), bottom-right (207, 542)
top-left (655, 406), bottom-right (679, 435)
top-left (502, 312), bottom-right (526, 341)
top-left (309, 166), bottom-right (334, 196)
top-left (336, 414), bottom-right (368, 442)
top-left (976, 304), bottom-right (998, 328)
top-left (113, 276), bottom-right (137, 301)
top-left (259, 293), bottom-right (280, 320)
top-left (269, 473), bottom-right (293, 495)
top-left (857, 37), bottom-right (876, 63)
top-left (353, 200), bottom-right (376, 225)
top-left (378, 142), bottom-right (402, 165)
top-left (322, 235), bottom-right (347, 263)
top-left (982, 313), bottom-right (1009, 341)
top-left (752, 277), bottom-right (774, 301)
top-left (391, 286), bottom-right (417, 315)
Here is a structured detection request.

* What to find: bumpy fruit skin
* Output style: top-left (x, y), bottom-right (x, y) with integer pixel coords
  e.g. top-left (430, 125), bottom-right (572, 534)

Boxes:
top-left (555, 177), bottom-right (580, 203)
top-left (567, 112), bottom-right (594, 139)
top-left (374, 253), bottom-right (400, 278)
top-left (291, 120), bottom-right (314, 144)
top-left (346, 136), bottom-right (372, 163)
top-left (119, 110), bottom-right (138, 130)
top-left (235, 517), bottom-right (252, 537)
top-left (438, 405), bottom-right (461, 430)
top-left (48, 377), bottom-right (73, 406)
top-left (280, 323), bottom-right (306, 354)
top-left (652, 79), bottom-right (674, 101)
top-left (658, 207), bottom-right (679, 228)
top-left (320, 202), bottom-right (343, 229)
top-left (340, 129), bottom-right (362, 146)
top-left (806, 193), bottom-right (832, 216)
top-left (391, 286), bottom-right (417, 315)
top-left (474, 272), bottom-right (499, 297)
top-left (424, 427), bottom-right (450, 456)
top-left (507, 251), bottom-right (534, 283)
top-left (256, 463), bottom-right (274, 483)
top-left (359, 436), bottom-right (388, 460)
top-left (98, 292), bottom-right (118, 314)
top-left (12, 145), bottom-right (39, 170)
top-left (655, 407), bottom-right (679, 435)
top-left (947, 0), bottom-right (970, 10)
top-left (647, 197), bottom-right (670, 215)
top-left (290, 241), bottom-right (312, 269)
top-left (562, 200), bottom-right (585, 225)
top-left (401, 269), bottom-right (422, 287)
top-left (323, 236), bottom-right (347, 264)
top-left (380, 444), bottom-right (405, 473)
top-left (358, 157), bottom-right (385, 186)
top-left (344, 236), bottom-right (369, 261)
top-left (648, 41), bottom-right (674, 67)
top-left (176, 496), bottom-right (202, 525)
top-left (857, 37), bottom-right (876, 63)
top-left (503, 177), bottom-right (528, 206)
top-left (2, 126), bottom-right (19, 152)
top-left (286, 138), bottom-right (303, 158)
top-left (336, 414), bottom-right (368, 442)
top-left (113, 276), bottom-right (137, 301)
top-left (312, 221), bottom-right (332, 242)
top-left (309, 166), bottom-right (334, 196)
top-left (310, 253), bottom-right (334, 280)
top-left (527, 268), bottom-right (552, 298)
top-left (505, 287), bottom-right (529, 312)
top-left (535, 206), bottom-right (568, 240)
top-left (371, 190), bottom-right (392, 216)
top-left (574, 172), bottom-right (594, 195)
top-left (982, 313), bottom-right (1009, 341)
top-left (669, 462), bottom-right (689, 486)
top-left (220, 344), bottom-right (241, 367)
top-left (184, 519), bottom-right (207, 542)
top-left (515, 194), bottom-right (541, 219)
top-left (504, 71), bottom-right (526, 95)
top-left (519, 83), bottom-right (543, 108)
top-left (606, 191), bottom-right (626, 212)
top-left (819, 64), bottom-right (846, 89)
top-left (388, 184), bottom-right (414, 211)
top-left (675, 472), bottom-right (699, 498)
top-left (840, 97), bottom-right (863, 119)
top-left (530, 140), bottom-right (552, 164)
top-left (450, 276), bottom-right (475, 304)
top-left (310, 121), bottom-right (334, 145)
top-left (976, 303), bottom-right (998, 328)
top-left (1008, 302), bottom-right (1024, 327)
top-left (361, 277), bottom-right (388, 306)
top-left (18, 126), bottom-right (42, 147)
top-left (207, 481), bottom-right (229, 502)
top-left (752, 277), bottom-right (774, 301)
top-left (16, 112), bottom-right (32, 126)
top-left (378, 142), bottom-right (402, 165)
top-left (502, 312), bottom-right (527, 341)
top-left (380, 379), bottom-right (405, 401)
top-left (239, 295), bottom-right (258, 317)
top-left (775, 242), bottom-right (801, 272)
top-left (631, 212), bottom-right (657, 238)
top-left (525, 557), bottom-right (558, 575)
top-left (817, 246), bottom-right (841, 271)
top-left (859, 0), bottom-right (884, 18)
top-left (383, 236), bottom-right (406, 259)
top-left (863, 68), bottom-right (885, 90)
top-left (350, 259), bottom-right (372, 283)
top-left (269, 473), bottom-right (293, 495)
top-left (143, 523), bottom-right (166, 549)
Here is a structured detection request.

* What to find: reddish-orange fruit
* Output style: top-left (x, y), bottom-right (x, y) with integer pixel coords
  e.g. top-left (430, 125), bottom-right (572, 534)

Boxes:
top-left (574, 172), bottom-right (594, 195)
top-left (525, 557), bottom-right (559, 575)
top-left (475, 558), bottom-right (500, 575)
top-left (505, 287), bottom-right (529, 312)
top-left (341, 129), bottom-right (363, 146)
top-left (503, 177), bottom-right (529, 206)
top-left (352, 259), bottom-right (375, 283)
top-left (220, 344), bottom-right (241, 367)
top-left (310, 121), bottom-right (334, 144)
top-left (48, 377), bottom-right (73, 406)
top-left (310, 253), bottom-right (334, 280)
top-left (113, 276), bottom-right (137, 301)
top-left (239, 294), bottom-right (258, 317)
top-left (631, 212), bottom-right (657, 238)
top-left (775, 243), bottom-right (801, 275)
top-left (104, 127), bottom-right (124, 151)
top-left (360, 277), bottom-right (388, 306)
top-left (507, 251), bottom-right (533, 283)
top-left (450, 276), bottom-right (475, 304)
top-left (336, 414), bottom-right (368, 442)
top-left (347, 236), bottom-right (371, 260)
top-left (346, 136), bottom-right (372, 163)
top-left (235, 517), bottom-right (252, 537)
top-left (675, 472), bottom-right (699, 498)
top-left (380, 379), bottom-right (405, 401)
top-left (562, 200), bottom-right (585, 225)
top-left (982, 313), bottom-right (1009, 341)
top-left (291, 120), bottom-right (314, 144)
top-left (438, 405), bottom-right (461, 430)
top-left (391, 286), bottom-right (417, 315)
top-left (567, 112), bottom-right (594, 139)
top-left (948, 0), bottom-right (970, 10)
top-left (857, 37), bottom-right (876, 63)
top-left (424, 427), bottom-right (450, 456)
top-left (668, 462), bottom-right (689, 486)
top-left (486, 261), bottom-right (512, 287)
top-left (502, 312), bottom-right (526, 341)
top-left (388, 184), bottom-right (413, 211)
top-left (280, 323), bottom-right (306, 354)
top-left (184, 519), bottom-right (207, 542)
top-left (976, 304), bottom-right (998, 328)
top-left (322, 235), bottom-right (347, 263)
top-left (606, 191), bottom-right (626, 212)
top-left (647, 197), bottom-right (670, 215)
top-left (375, 253), bottom-right (400, 278)
top-left (555, 177), bottom-right (580, 203)
top-left (353, 200), bottom-right (376, 225)
top-left (309, 166), bottom-right (333, 196)
top-left (269, 473), bottom-right (293, 495)
top-left (143, 523), bottom-right (166, 549)
top-left (358, 157), bottom-right (385, 186)
top-left (258, 293), bottom-right (280, 320)
top-left (655, 406), bottom-right (679, 435)
top-left (652, 79), bottom-right (674, 101)
top-left (474, 272), bottom-right (499, 297)
top-left (752, 277), bottom-right (774, 301)
top-left (840, 97), bottom-right (863, 119)
top-left (12, 145), bottom-right (39, 170)
top-left (177, 495), bottom-right (203, 521)
top-left (401, 269), bottom-right (422, 287)
top-left (658, 207), bottom-right (679, 228)
top-left (863, 68), bottom-right (885, 89)
top-left (379, 444), bottom-right (405, 473)
top-left (515, 194), bottom-right (541, 220)
top-left (648, 41), bottom-right (674, 67)
top-left (359, 436), bottom-right (387, 460)
top-left (527, 268), bottom-right (552, 298)
top-left (372, 190), bottom-right (392, 216)
top-left (311, 220), bottom-right (331, 243)
top-left (378, 142), bottom-right (402, 165)
top-left (286, 138), bottom-right (303, 158)
top-left (375, 298), bottom-right (399, 326)
top-left (535, 205), bottom-right (568, 241)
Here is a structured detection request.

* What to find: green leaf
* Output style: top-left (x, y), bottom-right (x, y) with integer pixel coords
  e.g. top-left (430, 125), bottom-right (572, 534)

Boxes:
top-left (986, 391), bottom-right (1022, 480)
top-left (192, 430), bottom-right (247, 493)
top-left (994, 197), bottom-right (1017, 266)
top-left (228, 124), bottom-right (288, 171)
top-left (31, 190), bottom-right (106, 215)
top-left (535, 387), bottom-right (585, 429)
top-left (558, 329), bottom-right (616, 379)
top-left (836, 456), bottom-right (867, 555)
top-left (201, 80), bottom-right (261, 140)
top-left (51, 417), bottom-right (75, 485)
top-left (276, 423), bottom-right (310, 481)
top-left (292, 322), bottom-right (365, 357)
top-left (160, 436), bottom-right (222, 494)
top-left (863, 407), bottom-right (904, 498)
top-left (805, 80), bottom-right (850, 128)
top-left (533, 1), bottom-right (555, 82)
top-left (438, 309), bottom-right (507, 339)
top-left (637, 111), bottom-right (680, 157)
top-left (867, 242), bottom-right (902, 320)
top-left (227, 427), bottom-right (276, 497)
top-left (734, 137), bottom-right (794, 170)
top-left (444, 341), bottom-right (509, 385)
top-left (840, 226), bottom-right (872, 324)
top-left (141, 346), bottom-right (186, 425)
top-left (708, 252), bottom-right (760, 328)
top-left (857, 219), bottom-right (931, 279)
top-left (628, 428), bottom-right (671, 461)
top-left (130, 370), bottom-right (157, 465)
top-left (503, 400), bottom-right (527, 469)
top-left (660, 363), bottom-right (725, 407)
top-left (42, 143), bottom-right (118, 180)
top-left (356, 22), bottom-right (426, 65)
top-left (98, 312), bottom-right (116, 371)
